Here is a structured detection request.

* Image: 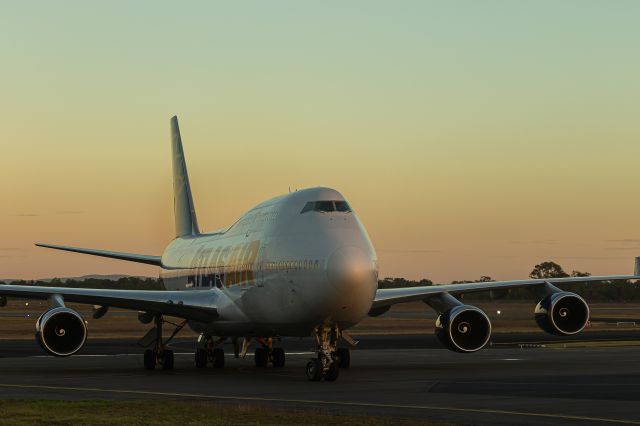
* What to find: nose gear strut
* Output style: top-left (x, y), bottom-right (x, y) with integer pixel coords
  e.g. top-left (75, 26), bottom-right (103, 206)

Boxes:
top-left (307, 324), bottom-right (341, 381)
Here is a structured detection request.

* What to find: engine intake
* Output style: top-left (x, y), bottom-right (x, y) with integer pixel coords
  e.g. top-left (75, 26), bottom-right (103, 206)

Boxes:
top-left (35, 307), bottom-right (87, 357)
top-left (435, 305), bottom-right (492, 353)
top-left (535, 292), bottom-right (589, 335)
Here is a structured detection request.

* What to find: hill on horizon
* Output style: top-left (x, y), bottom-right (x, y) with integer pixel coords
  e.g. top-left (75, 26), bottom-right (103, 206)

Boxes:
top-left (0, 274), bottom-right (157, 284)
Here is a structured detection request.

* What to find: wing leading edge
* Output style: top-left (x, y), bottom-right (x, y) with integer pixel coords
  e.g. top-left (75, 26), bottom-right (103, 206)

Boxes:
top-left (372, 274), bottom-right (640, 310)
top-left (36, 243), bottom-right (163, 267)
top-left (0, 284), bottom-right (218, 322)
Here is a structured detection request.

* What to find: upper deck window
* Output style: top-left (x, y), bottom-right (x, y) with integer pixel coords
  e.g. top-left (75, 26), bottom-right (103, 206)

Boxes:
top-left (300, 200), bottom-right (352, 214)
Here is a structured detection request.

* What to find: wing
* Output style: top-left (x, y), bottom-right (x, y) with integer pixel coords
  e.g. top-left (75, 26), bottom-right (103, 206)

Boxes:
top-left (371, 274), bottom-right (639, 310)
top-left (0, 284), bottom-right (218, 322)
top-left (36, 243), bottom-right (163, 267)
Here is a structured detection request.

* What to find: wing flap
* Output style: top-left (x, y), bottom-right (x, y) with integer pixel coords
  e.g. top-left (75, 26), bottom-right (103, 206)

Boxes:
top-left (36, 244), bottom-right (163, 267)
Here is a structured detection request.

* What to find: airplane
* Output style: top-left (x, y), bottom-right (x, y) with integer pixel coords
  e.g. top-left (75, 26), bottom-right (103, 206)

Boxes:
top-left (1, 116), bottom-right (638, 382)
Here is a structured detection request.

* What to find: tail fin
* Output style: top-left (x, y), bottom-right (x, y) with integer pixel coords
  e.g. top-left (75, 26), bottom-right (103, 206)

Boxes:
top-left (635, 257), bottom-right (640, 277)
top-left (170, 116), bottom-right (200, 237)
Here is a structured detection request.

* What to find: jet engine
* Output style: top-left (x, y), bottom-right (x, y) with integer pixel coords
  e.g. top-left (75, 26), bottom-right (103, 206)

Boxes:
top-left (435, 305), bottom-right (492, 353)
top-left (35, 307), bottom-right (87, 357)
top-left (534, 292), bottom-right (589, 335)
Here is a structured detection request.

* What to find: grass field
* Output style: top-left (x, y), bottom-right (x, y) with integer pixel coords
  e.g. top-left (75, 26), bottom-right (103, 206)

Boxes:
top-left (1, 300), bottom-right (639, 340)
top-left (0, 400), bottom-right (445, 426)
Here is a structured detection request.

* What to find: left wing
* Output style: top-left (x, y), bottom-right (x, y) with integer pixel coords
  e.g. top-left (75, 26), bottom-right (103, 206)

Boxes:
top-left (0, 285), bottom-right (218, 322)
top-left (36, 243), bottom-right (163, 267)
top-left (372, 274), bottom-right (639, 311)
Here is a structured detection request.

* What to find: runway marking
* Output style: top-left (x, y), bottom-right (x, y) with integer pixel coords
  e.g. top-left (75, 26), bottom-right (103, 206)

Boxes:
top-left (499, 358), bottom-right (522, 361)
top-left (0, 383), bottom-right (637, 424)
top-left (29, 352), bottom-right (313, 358)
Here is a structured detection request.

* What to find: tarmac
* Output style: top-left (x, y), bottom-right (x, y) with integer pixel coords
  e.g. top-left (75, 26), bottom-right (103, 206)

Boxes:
top-left (1, 332), bottom-right (640, 425)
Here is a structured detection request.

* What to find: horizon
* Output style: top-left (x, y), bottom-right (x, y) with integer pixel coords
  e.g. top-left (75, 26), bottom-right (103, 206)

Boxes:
top-left (2, 1), bottom-right (639, 281)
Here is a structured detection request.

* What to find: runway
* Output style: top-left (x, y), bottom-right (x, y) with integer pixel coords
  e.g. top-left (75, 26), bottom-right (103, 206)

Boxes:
top-left (1, 333), bottom-right (640, 425)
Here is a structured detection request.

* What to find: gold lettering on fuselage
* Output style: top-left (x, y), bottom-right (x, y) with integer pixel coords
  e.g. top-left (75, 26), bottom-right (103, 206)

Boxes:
top-left (184, 239), bottom-right (325, 290)
top-left (186, 240), bottom-right (262, 289)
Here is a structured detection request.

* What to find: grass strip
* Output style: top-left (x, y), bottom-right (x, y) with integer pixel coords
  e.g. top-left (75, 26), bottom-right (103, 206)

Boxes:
top-left (0, 400), bottom-right (448, 426)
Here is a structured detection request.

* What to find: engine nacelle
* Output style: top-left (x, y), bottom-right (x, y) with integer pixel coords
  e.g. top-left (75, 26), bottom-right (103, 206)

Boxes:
top-left (35, 307), bottom-right (87, 357)
top-left (534, 292), bottom-right (589, 336)
top-left (435, 305), bottom-right (492, 353)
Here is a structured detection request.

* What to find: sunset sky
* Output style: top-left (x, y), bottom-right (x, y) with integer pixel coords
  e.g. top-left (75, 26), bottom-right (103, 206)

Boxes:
top-left (1, 1), bottom-right (639, 282)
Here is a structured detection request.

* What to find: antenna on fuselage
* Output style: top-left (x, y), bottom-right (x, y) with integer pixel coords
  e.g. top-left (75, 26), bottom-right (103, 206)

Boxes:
top-left (170, 116), bottom-right (201, 238)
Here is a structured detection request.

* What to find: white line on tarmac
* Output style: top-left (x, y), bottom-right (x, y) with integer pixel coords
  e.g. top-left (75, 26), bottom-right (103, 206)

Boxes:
top-left (0, 383), bottom-right (636, 425)
top-left (29, 352), bottom-right (313, 358)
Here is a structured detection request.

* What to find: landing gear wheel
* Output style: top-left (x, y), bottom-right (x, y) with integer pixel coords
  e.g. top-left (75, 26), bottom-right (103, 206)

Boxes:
top-left (162, 349), bottom-right (174, 370)
top-left (212, 348), bottom-right (225, 368)
top-left (195, 348), bottom-right (207, 368)
top-left (324, 360), bottom-right (340, 381)
top-left (255, 347), bottom-right (268, 368)
top-left (271, 347), bottom-right (285, 368)
top-left (337, 348), bottom-right (350, 368)
top-left (306, 358), bottom-right (322, 381)
top-left (144, 349), bottom-right (156, 370)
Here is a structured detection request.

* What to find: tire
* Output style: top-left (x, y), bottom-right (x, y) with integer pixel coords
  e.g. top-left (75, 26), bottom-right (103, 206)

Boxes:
top-left (255, 347), bottom-right (268, 368)
top-left (337, 348), bottom-right (350, 369)
top-left (213, 348), bottom-right (225, 368)
top-left (272, 348), bottom-right (285, 368)
top-left (306, 358), bottom-right (322, 382)
top-left (162, 349), bottom-right (174, 370)
top-left (324, 361), bottom-right (340, 382)
top-left (143, 349), bottom-right (156, 370)
top-left (195, 348), bottom-right (207, 368)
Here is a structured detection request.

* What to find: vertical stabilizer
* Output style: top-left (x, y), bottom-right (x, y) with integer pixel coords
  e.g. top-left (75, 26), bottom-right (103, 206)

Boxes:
top-left (170, 116), bottom-right (200, 237)
top-left (635, 257), bottom-right (640, 277)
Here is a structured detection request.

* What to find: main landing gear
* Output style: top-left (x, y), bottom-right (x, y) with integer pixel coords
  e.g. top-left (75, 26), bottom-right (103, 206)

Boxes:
top-left (194, 334), bottom-right (225, 369)
top-left (142, 315), bottom-right (186, 371)
top-left (254, 338), bottom-right (286, 368)
top-left (306, 325), bottom-right (351, 382)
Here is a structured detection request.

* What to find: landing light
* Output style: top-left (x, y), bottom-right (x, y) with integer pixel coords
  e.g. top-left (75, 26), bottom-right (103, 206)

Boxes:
top-left (497, 310), bottom-right (501, 315)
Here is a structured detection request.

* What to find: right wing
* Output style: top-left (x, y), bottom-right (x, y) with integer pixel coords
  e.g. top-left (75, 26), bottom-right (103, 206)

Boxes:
top-left (36, 243), bottom-right (163, 267)
top-left (371, 274), bottom-right (639, 311)
top-left (0, 284), bottom-right (218, 322)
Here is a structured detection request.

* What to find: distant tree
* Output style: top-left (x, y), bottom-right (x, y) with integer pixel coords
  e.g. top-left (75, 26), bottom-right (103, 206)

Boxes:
top-left (451, 276), bottom-right (494, 284)
top-left (571, 270), bottom-right (591, 277)
top-left (378, 277), bottom-right (433, 289)
top-left (529, 261), bottom-right (569, 279)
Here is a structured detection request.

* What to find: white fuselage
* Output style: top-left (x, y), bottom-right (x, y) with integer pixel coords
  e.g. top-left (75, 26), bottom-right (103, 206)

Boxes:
top-left (159, 187), bottom-right (379, 337)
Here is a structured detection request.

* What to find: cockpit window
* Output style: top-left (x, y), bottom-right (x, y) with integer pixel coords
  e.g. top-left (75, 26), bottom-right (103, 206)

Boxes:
top-left (334, 201), bottom-right (351, 212)
top-left (315, 201), bottom-right (335, 212)
top-left (300, 201), bottom-right (352, 214)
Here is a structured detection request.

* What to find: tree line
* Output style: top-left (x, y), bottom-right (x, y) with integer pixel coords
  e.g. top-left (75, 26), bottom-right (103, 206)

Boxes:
top-left (379, 261), bottom-right (640, 302)
top-left (3, 261), bottom-right (638, 302)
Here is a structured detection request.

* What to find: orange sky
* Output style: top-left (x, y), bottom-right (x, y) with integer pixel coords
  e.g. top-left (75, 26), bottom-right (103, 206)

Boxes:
top-left (1, 2), bottom-right (639, 282)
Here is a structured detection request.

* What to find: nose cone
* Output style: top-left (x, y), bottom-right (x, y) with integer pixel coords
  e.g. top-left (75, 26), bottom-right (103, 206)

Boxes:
top-left (326, 246), bottom-right (377, 325)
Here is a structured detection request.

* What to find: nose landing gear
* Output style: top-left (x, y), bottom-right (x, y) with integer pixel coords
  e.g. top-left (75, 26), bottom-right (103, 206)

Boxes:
top-left (306, 325), bottom-right (344, 382)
